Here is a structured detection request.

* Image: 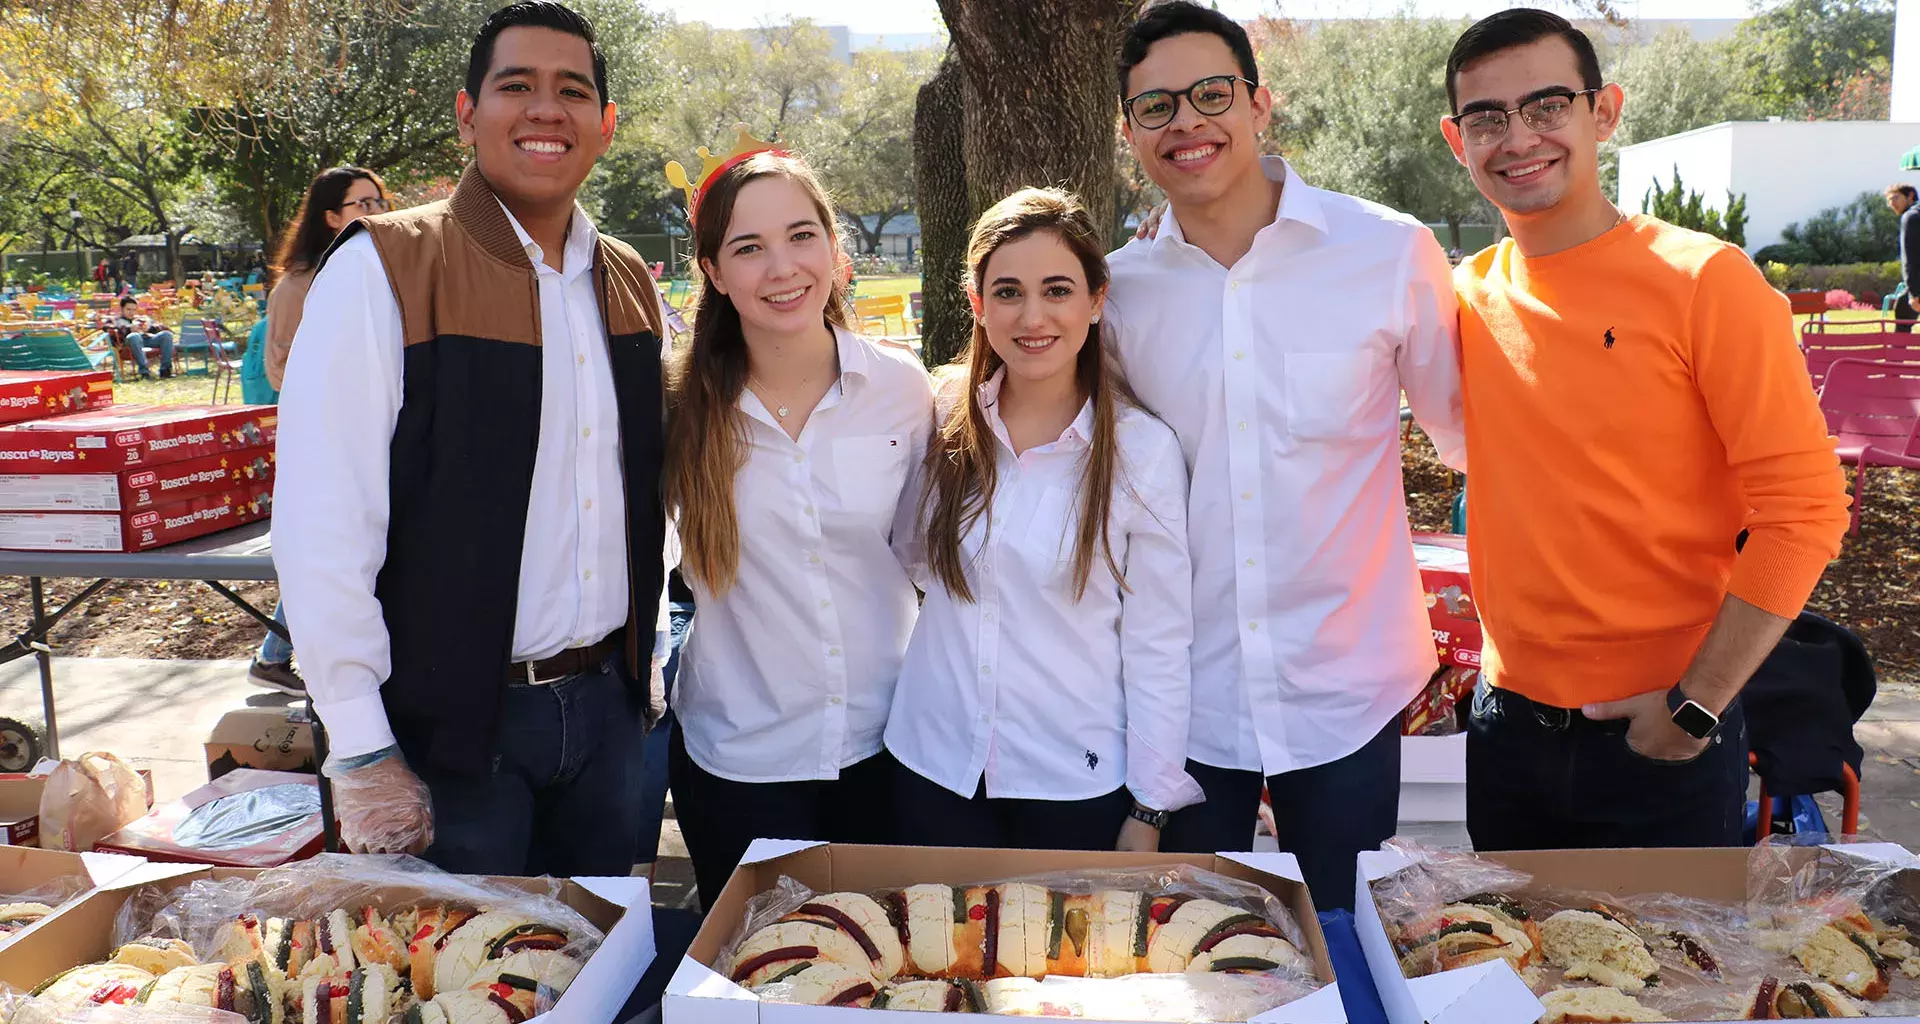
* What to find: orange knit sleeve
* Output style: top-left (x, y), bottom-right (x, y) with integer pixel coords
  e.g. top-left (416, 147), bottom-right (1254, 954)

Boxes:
top-left (1686, 248), bottom-right (1850, 619)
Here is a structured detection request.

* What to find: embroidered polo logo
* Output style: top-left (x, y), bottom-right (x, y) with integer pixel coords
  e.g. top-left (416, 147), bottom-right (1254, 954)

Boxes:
top-left (1604, 327), bottom-right (1617, 349)
top-left (1085, 750), bottom-right (1100, 770)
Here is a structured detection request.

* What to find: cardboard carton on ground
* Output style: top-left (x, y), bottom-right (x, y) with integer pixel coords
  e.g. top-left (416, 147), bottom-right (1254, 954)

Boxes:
top-left (0, 845), bottom-right (145, 949)
top-left (0, 769), bottom-right (156, 849)
top-left (1355, 843), bottom-right (1920, 1024)
top-left (92, 768), bottom-right (321, 867)
top-left (0, 481), bottom-right (273, 552)
top-left (0, 860), bottom-right (655, 1023)
top-left (0, 446), bottom-right (275, 512)
top-left (204, 704), bottom-right (316, 780)
top-left (0, 370), bottom-right (114, 427)
top-left (665, 840), bottom-right (1349, 1024)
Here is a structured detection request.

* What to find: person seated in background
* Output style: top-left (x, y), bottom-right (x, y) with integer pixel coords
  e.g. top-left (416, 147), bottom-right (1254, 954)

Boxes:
top-left (113, 297), bottom-right (174, 380)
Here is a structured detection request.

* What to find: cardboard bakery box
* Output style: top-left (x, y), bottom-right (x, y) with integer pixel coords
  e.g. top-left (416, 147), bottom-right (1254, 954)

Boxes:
top-left (664, 840), bottom-right (1350, 1024)
top-left (0, 846), bottom-right (145, 951)
top-left (1355, 843), bottom-right (1920, 1024)
top-left (0, 860), bottom-right (656, 1024)
top-left (0, 404), bottom-right (276, 474)
top-left (204, 704), bottom-right (316, 780)
top-left (92, 768), bottom-right (322, 868)
top-left (0, 446), bottom-right (275, 512)
top-left (0, 481), bottom-right (272, 552)
top-left (0, 776), bottom-right (48, 847)
top-left (0, 370), bottom-right (114, 426)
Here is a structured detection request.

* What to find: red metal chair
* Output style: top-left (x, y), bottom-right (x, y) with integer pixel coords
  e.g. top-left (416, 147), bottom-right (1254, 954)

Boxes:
top-left (1802, 333), bottom-right (1920, 391)
top-left (1752, 752), bottom-right (1859, 837)
top-left (1817, 358), bottom-right (1920, 534)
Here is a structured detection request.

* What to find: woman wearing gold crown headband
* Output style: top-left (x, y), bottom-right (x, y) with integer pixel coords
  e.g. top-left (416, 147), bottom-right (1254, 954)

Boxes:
top-left (882, 188), bottom-right (1203, 853)
top-left (663, 140), bottom-right (936, 910)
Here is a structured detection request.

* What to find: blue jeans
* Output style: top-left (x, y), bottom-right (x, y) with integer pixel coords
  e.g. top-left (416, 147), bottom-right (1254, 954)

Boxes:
top-left (257, 602), bottom-right (292, 664)
top-left (127, 329), bottom-right (174, 376)
top-left (1465, 680), bottom-right (1749, 851)
top-left (1159, 717), bottom-right (1403, 912)
top-left (634, 602), bottom-right (693, 863)
top-left (409, 657), bottom-right (646, 876)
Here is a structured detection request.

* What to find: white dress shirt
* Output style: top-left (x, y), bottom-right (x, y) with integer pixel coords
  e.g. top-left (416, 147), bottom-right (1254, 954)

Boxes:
top-left (672, 326), bottom-right (935, 783)
top-left (886, 371), bottom-right (1206, 811)
top-left (1104, 156), bottom-right (1466, 776)
top-left (274, 201), bottom-right (631, 759)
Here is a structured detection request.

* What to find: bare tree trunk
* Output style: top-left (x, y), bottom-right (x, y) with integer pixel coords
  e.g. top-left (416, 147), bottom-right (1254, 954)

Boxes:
top-left (912, 48), bottom-right (971, 367)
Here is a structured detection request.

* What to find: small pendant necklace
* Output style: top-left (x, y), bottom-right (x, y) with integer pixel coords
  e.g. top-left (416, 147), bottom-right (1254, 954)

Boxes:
top-left (748, 373), bottom-right (803, 419)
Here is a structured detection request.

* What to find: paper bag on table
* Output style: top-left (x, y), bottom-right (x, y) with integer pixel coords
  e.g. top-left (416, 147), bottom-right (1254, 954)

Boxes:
top-left (38, 751), bottom-right (150, 851)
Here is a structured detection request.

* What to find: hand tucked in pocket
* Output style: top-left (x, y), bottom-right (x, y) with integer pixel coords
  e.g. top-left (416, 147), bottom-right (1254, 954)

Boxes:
top-left (1583, 689), bottom-right (1711, 763)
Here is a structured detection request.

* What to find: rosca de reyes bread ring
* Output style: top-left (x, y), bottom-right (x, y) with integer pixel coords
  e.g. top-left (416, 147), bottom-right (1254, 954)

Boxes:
top-left (413, 988), bottom-right (517, 1024)
top-left (750, 960), bottom-right (881, 1007)
top-left (1188, 932), bottom-right (1309, 975)
top-left (408, 906), bottom-right (477, 1000)
top-left (433, 912), bottom-right (538, 998)
top-left (896, 884), bottom-right (960, 977)
top-left (29, 962), bottom-right (155, 1010)
top-left (780, 892), bottom-right (905, 980)
top-left (464, 948), bottom-right (584, 1016)
top-left (351, 907), bottom-right (411, 976)
top-left (1148, 899), bottom-right (1268, 974)
top-left (730, 919), bottom-right (878, 987)
top-left (1086, 889), bottom-right (1145, 978)
top-left (110, 937), bottom-right (198, 976)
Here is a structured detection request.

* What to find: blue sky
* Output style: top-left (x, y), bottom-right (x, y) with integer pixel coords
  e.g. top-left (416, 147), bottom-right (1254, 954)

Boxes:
top-left (653, 0), bottom-right (1761, 35)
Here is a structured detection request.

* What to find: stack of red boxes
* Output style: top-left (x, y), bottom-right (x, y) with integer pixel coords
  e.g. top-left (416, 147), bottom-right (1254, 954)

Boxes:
top-left (0, 369), bottom-right (115, 426)
top-left (1404, 532), bottom-right (1483, 735)
top-left (0, 404), bottom-right (277, 552)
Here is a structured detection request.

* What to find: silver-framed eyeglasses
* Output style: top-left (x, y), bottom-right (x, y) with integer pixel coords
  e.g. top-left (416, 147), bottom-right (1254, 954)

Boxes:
top-left (1450, 87), bottom-right (1597, 147)
top-left (1124, 75), bottom-right (1256, 130)
top-left (338, 196), bottom-right (392, 214)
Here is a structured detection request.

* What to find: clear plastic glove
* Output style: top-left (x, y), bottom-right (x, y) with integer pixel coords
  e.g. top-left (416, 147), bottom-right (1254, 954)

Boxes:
top-left (324, 752), bottom-right (434, 855)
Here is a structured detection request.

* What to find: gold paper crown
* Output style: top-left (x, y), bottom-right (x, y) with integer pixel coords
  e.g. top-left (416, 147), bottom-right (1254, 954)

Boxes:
top-left (664, 123), bottom-right (786, 224)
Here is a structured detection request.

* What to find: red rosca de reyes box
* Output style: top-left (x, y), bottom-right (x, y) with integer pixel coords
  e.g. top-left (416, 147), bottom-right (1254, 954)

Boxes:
top-left (0, 447), bottom-right (274, 512)
top-left (0, 482), bottom-right (272, 552)
top-left (1412, 532), bottom-right (1480, 669)
top-left (0, 404), bottom-right (276, 473)
top-left (0, 370), bottom-right (114, 427)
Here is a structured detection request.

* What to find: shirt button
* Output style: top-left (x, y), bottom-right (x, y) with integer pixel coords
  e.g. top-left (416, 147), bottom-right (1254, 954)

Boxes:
top-left (809, 553), bottom-right (822, 565)
top-left (583, 498), bottom-right (592, 510)
top-left (804, 505), bottom-right (816, 516)
top-left (1238, 421), bottom-right (1247, 431)
top-left (1241, 492), bottom-right (1252, 501)
top-left (1248, 621), bottom-right (1259, 631)
top-left (794, 454), bottom-right (805, 464)
top-left (1246, 558), bottom-right (1256, 567)
top-left (828, 647), bottom-right (841, 657)
top-left (828, 695), bottom-right (843, 706)
top-left (982, 610), bottom-right (994, 623)
top-left (1233, 351), bottom-right (1245, 361)
top-left (1229, 281), bottom-right (1240, 292)
top-left (581, 427), bottom-right (591, 438)
top-left (981, 665), bottom-right (993, 675)
top-left (820, 599), bottom-right (832, 609)
top-left (576, 353), bottom-right (586, 366)
top-left (583, 569), bottom-right (592, 581)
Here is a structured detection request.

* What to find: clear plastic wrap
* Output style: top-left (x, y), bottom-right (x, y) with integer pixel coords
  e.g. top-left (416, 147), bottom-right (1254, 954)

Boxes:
top-left (1524, 889), bottom-right (1777, 1022)
top-left (0, 876), bottom-right (98, 937)
top-left (1367, 839), bottom-right (1539, 983)
top-left (716, 865), bottom-right (1325, 1021)
top-left (1744, 833), bottom-right (1920, 1016)
top-left (76, 853), bottom-right (606, 1020)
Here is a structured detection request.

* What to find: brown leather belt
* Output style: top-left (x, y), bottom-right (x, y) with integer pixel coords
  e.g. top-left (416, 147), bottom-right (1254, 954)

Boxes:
top-left (510, 629), bottom-right (623, 686)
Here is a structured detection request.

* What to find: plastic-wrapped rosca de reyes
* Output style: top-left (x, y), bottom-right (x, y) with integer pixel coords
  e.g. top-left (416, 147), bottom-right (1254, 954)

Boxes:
top-left (6, 854), bottom-right (602, 1024)
top-left (717, 864), bottom-right (1324, 1021)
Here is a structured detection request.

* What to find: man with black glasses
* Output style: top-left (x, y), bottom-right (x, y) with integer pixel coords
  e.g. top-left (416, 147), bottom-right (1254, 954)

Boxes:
top-left (1104, 0), bottom-right (1465, 911)
top-left (1440, 9), bottom-right (1848, 851)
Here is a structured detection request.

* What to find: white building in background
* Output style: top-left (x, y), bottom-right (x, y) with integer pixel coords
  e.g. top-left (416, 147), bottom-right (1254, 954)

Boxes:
top-left (1897, 0), bottom-right (1920, 121)
top-left (1618, 120), bottom-right (1920, 254)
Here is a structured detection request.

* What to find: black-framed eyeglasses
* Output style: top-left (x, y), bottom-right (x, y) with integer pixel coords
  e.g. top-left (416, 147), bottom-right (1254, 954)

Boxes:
top-left (1124, 75), bottom-right (1256, 130)
top-left (338, 196), bottom-right (392, 214)
top-left (1450, 88), bottom-right (1597, 147)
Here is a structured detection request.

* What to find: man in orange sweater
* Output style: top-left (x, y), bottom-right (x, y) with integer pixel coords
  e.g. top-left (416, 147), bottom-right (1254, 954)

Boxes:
top-left (1440, 9), bottom-right (1851, 850)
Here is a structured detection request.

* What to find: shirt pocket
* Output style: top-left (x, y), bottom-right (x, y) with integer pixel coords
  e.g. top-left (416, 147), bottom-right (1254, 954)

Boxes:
top-left (831, 434), bottom-right (910, 516)
top-left (1283, 350), bottom-right (1385, 443)
top-left (1022, 481), bottom-right (1080, 564)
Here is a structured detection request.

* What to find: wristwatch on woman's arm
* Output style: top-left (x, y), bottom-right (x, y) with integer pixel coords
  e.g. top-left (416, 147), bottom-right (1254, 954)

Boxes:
top-left (1127, 802), bottom-right (1171, 830)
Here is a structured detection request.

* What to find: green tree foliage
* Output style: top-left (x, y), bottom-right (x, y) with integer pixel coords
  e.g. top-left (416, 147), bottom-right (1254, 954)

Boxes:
top-left (1733, 0), bottom-right (1894, 117)
top-left (1754, 191), bottom-right (1899, 264)
top-left (1602, 27), bottom-right (1763, 198)
top-left (1260, 14), bottom-right (1491, 248)
top-left (1640, 167), bottom-right (1748, 246)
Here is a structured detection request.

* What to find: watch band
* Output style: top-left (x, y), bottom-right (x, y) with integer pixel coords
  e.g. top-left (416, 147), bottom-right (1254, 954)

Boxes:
top-left (1127, 804), bottom-right (1171, 830)
top-left (1666, 684), bottom-right (1722, 740)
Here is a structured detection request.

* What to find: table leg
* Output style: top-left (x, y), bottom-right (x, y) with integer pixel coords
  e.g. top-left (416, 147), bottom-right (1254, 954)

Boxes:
top-left (28, 577), bottom-right (58, 762)
top-left (201, 580), bottom-right (286, 638)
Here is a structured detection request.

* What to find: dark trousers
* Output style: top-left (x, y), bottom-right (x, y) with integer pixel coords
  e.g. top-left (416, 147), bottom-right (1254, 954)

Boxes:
top-left (669, 729), bottom-right (893, 912)
top-left (1160, 717), bottom-right (1401, 912)
top-left (890, 753), bottom-right (1133, 851)
top-left (408, 656), bottom-right (645, 877)
top-left (1897, 292), bottom-right (1916, 333)
top-left (1465, 680), bottom-right (1749, 851)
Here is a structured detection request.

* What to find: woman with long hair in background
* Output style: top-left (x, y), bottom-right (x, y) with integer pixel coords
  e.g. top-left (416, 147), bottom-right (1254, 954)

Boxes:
top-left (246, 165), bottom-right (391, 697)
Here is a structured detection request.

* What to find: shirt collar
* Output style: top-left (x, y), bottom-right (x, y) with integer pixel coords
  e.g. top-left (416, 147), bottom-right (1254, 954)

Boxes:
top-left (977, 366), bottom-right (1095, 453)
top-left (1154, 155), bottom-right (1328, 255)
top-left (493, 196), bottom-right (599, 279)
top-left (731, 324), bottom-right (871, 419)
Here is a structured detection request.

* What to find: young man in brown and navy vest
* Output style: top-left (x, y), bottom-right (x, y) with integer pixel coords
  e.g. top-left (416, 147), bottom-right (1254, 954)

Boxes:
top-left (273, 0), bottom-right (669, 875)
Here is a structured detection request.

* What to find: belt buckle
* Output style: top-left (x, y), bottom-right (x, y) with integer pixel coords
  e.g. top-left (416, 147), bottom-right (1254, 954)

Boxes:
top-left (1533, 704), bottom-right (1573, 731)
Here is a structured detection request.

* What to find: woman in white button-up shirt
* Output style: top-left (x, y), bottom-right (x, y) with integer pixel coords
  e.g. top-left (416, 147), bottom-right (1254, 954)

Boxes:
top-left (886, 188), bottom-right (1203, 853)
top-left (664, 151), bottom-right (934, 908)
